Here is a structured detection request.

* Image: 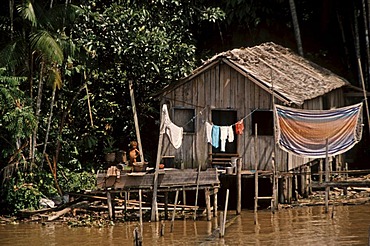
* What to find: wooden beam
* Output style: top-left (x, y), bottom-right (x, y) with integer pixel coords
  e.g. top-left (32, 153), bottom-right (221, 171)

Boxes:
top-left (129, 80), bottom-right (145, 164)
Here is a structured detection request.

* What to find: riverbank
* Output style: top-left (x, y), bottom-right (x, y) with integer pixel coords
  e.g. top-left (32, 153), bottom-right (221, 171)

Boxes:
top-left (2, 184), bottom-right (370, 226)
top-left (2, 172), bottom-right (370, 226)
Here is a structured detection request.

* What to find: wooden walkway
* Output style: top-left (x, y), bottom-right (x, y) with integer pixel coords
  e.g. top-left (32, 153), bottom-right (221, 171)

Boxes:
top-left (94, 168), bottom-right (220, 221)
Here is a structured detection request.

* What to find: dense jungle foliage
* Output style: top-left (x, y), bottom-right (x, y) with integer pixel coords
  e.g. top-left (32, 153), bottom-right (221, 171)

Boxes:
top-left (0, 0), bottom-right (369, 214)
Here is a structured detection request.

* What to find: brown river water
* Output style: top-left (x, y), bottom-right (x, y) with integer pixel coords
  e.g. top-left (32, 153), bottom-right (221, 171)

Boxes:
top-left (1, 204), bottom-right (370, 246)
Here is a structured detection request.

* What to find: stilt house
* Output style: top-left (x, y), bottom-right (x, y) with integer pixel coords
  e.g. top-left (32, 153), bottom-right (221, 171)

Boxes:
top-left (156, 42), bottom-right (362, 172)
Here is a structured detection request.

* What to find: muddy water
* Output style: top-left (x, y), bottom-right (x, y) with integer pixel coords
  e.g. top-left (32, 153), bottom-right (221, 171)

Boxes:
top-left (1, 204), bottom-right (370, 245)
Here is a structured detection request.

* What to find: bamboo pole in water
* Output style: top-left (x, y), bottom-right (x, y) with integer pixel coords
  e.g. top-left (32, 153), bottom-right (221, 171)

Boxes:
top-left (222, 189), bottom-right (229, 236)
top-left (170, 190), bottom-right (179, 232)
top-left (325, 138), bottom-right (329, 213)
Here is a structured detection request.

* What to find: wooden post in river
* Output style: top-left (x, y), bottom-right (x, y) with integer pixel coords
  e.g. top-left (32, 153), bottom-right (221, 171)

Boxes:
top-left (254, 123), bottom-right (258, 224)
top-left (325, 138), bottom-right (329, 213)
top-left (151, 105), bottom-right (165, 221)
top-left (170, 190), bottom-right (179, 232)
top-left (107, 191), bottom-right (115, 220)
top-left (139, 189), bottom-right (143, 236)
top-left (236, 158), bottom-right (242, 215)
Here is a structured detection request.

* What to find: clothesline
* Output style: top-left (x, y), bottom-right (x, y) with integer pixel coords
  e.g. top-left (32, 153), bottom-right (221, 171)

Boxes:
top-left (180, 107), bottom-right (259, 128)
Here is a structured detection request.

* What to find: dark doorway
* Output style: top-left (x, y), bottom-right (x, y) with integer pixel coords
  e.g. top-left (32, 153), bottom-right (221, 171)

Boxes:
top-left (211, 110), bottom-right (237, 154)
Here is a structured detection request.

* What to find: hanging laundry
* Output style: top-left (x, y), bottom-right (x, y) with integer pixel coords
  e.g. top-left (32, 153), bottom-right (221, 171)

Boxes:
top-left (211, 125), bottom-right (220, 148)
top-left (220, 126), bottom-right (229, 152)
top-left (235, 119), bottom-right (244, 135)
top-left (160, 104), bottom-right (183, 149)
top-left (228, 125), bottom-right (234, 143)
top-left (274, 103), bottom-right (363, 158)
top-left (205, 122), bottom-right (213, 143)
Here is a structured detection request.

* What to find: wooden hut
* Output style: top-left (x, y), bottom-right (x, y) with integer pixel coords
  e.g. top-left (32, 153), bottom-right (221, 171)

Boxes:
top-left (156, 42), bottom-right (362, 173)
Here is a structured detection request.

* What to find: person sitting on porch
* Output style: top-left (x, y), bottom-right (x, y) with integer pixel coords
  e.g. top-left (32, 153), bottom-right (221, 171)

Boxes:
top-left (129, 140), bottom-right (140, 166)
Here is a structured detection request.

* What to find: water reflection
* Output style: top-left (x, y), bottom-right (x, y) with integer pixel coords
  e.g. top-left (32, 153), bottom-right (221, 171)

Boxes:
top-left (1, 204), bottom-right (370, 245)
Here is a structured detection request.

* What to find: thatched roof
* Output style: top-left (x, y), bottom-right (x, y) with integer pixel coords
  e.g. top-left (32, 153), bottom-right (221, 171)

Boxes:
top-left (204, 42), bottom-right (350, 105)
top-left (164, 42), bottom-right (350, 106)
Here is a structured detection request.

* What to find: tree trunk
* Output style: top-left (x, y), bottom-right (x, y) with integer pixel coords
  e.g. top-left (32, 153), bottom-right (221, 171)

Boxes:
top-left (54, 85), bottom-right (85, 165)
top-left (42, 86), bottom-right (56, 167)
top-left (336, 10), bottom-right (351, 69)
top-left (9, 0), bottom-right (14, 41)
top-left (353, 6), bottom-right (362, 87)
top-left (362, 0), bottom-right (370, 89)
top-left (32, 61), bottom-right (45, 165)
top-left (289, 0), bottom-right (304, 57)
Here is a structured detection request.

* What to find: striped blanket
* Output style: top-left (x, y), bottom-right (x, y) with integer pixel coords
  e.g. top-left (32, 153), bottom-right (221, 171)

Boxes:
top-left (274, 103), bottom-right (363, 158)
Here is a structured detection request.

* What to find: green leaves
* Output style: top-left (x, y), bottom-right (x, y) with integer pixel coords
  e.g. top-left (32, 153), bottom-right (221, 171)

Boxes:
top-left (30, 30), bottom-right (64, 64)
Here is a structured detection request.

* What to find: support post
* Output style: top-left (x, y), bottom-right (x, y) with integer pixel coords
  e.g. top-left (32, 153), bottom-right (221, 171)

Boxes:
top-left (271, 152), bottom-right (276, 213)
top-left (151, 131), bottom-right (164, 222)
top-left (219, 211), bottom-right (224, 238)
top-left (236, 158), bottom-right (242, 215)
top-left (107, 191), bottom-right (115, 220)
top-left (254, 123), bottom-right (258, 223)
top-left (222, 189), bottom-right (229, 236)
top-left (124, 191), bottom-right (128, 221)
top-left (205, 188), bottom-right (211, 221)
top-left (164, 191), bottom-right (169, 220)
top-left (139, 189), bottom-right (143, 236)
top-left (129, 80), bottom-right (144, 164)
top-left (325, 138), bottom-right (329, 213)
top-left (213, 188), bottom-right (218, 217)
top-left (170, 190), bottom-right (179, 232)
top-left (193, 163), bottom-right (202, 220)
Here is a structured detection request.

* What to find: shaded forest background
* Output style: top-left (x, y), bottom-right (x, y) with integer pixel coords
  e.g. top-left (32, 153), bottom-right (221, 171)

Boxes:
top-left (0, 0), bottom-right (369, 214)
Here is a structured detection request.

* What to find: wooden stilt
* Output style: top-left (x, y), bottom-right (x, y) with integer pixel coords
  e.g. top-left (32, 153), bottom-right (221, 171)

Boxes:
top-left (133, 226), bottom-right (143, 246)
top-left (300, 166), bottom-right (305, 197)
top-left (219, 211), bottom-right (224, 238)
top-left (271, 152), bottom-right (276, 213)
top-left (193, 163), bottom-right (202, 220)
top-left (213, 189), bottom-right (218, 217)
top-left (139, 189), bottom-right (143, 236)
top-left (151, 132), bottom-right (164, 222)
top-left (164, 191), bottom-right (169, 220)
top-left (343, 163), bottom-right (348, 195)
top-left (160, 220), bottom-right (165, 237)
top-left (170, 190), bottom-right (179, 232)
top-left (182, 188), bottom-right (186, 215)
top-left (205, 188), bottom-right (211, 221)
top-left (107, 191), bottom-right (115, 220)
top-left (222, 189), bottom-right (229, 236)
top-left (236, 158), bottom-right (242, 215)
top-left (325, 138), bottom-right (329, 213)
top-left (319, 159), bottom-right (323, 183)
top-left (254, 123), bottom-right (258, 223)
top-left (124, 191), bottom-right (128, 221)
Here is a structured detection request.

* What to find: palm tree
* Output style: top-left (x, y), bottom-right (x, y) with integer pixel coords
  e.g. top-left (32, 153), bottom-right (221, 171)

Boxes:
top-left (289, 0), bottom-right (304, 57)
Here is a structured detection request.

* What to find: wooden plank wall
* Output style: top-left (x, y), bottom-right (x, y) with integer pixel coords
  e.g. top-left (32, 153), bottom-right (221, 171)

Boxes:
top-left (160, 62), bottom-right (343, 172)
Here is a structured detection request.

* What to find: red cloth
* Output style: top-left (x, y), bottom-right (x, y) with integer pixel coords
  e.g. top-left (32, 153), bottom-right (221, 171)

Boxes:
top-left (235, 120), bottom-right (244, 135)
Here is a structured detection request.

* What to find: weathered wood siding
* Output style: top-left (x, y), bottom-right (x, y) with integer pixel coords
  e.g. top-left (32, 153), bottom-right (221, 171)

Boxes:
top-left (160, 62), bottom-right (344, 172)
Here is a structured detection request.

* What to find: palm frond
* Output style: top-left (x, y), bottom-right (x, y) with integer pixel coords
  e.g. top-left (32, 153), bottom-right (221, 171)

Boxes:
top-left (17, 0), bottom-right (37, 27)
top-left (30, 30), bottom-right (63, 64)
top-left (47, 67), bottom-right (62, 90)
top-left (0, 38), bottom-right (28, 70)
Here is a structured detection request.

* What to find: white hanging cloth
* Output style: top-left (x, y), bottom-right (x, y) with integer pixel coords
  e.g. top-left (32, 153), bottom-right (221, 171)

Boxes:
top-left (160, 104), bottom-right (183, 149)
